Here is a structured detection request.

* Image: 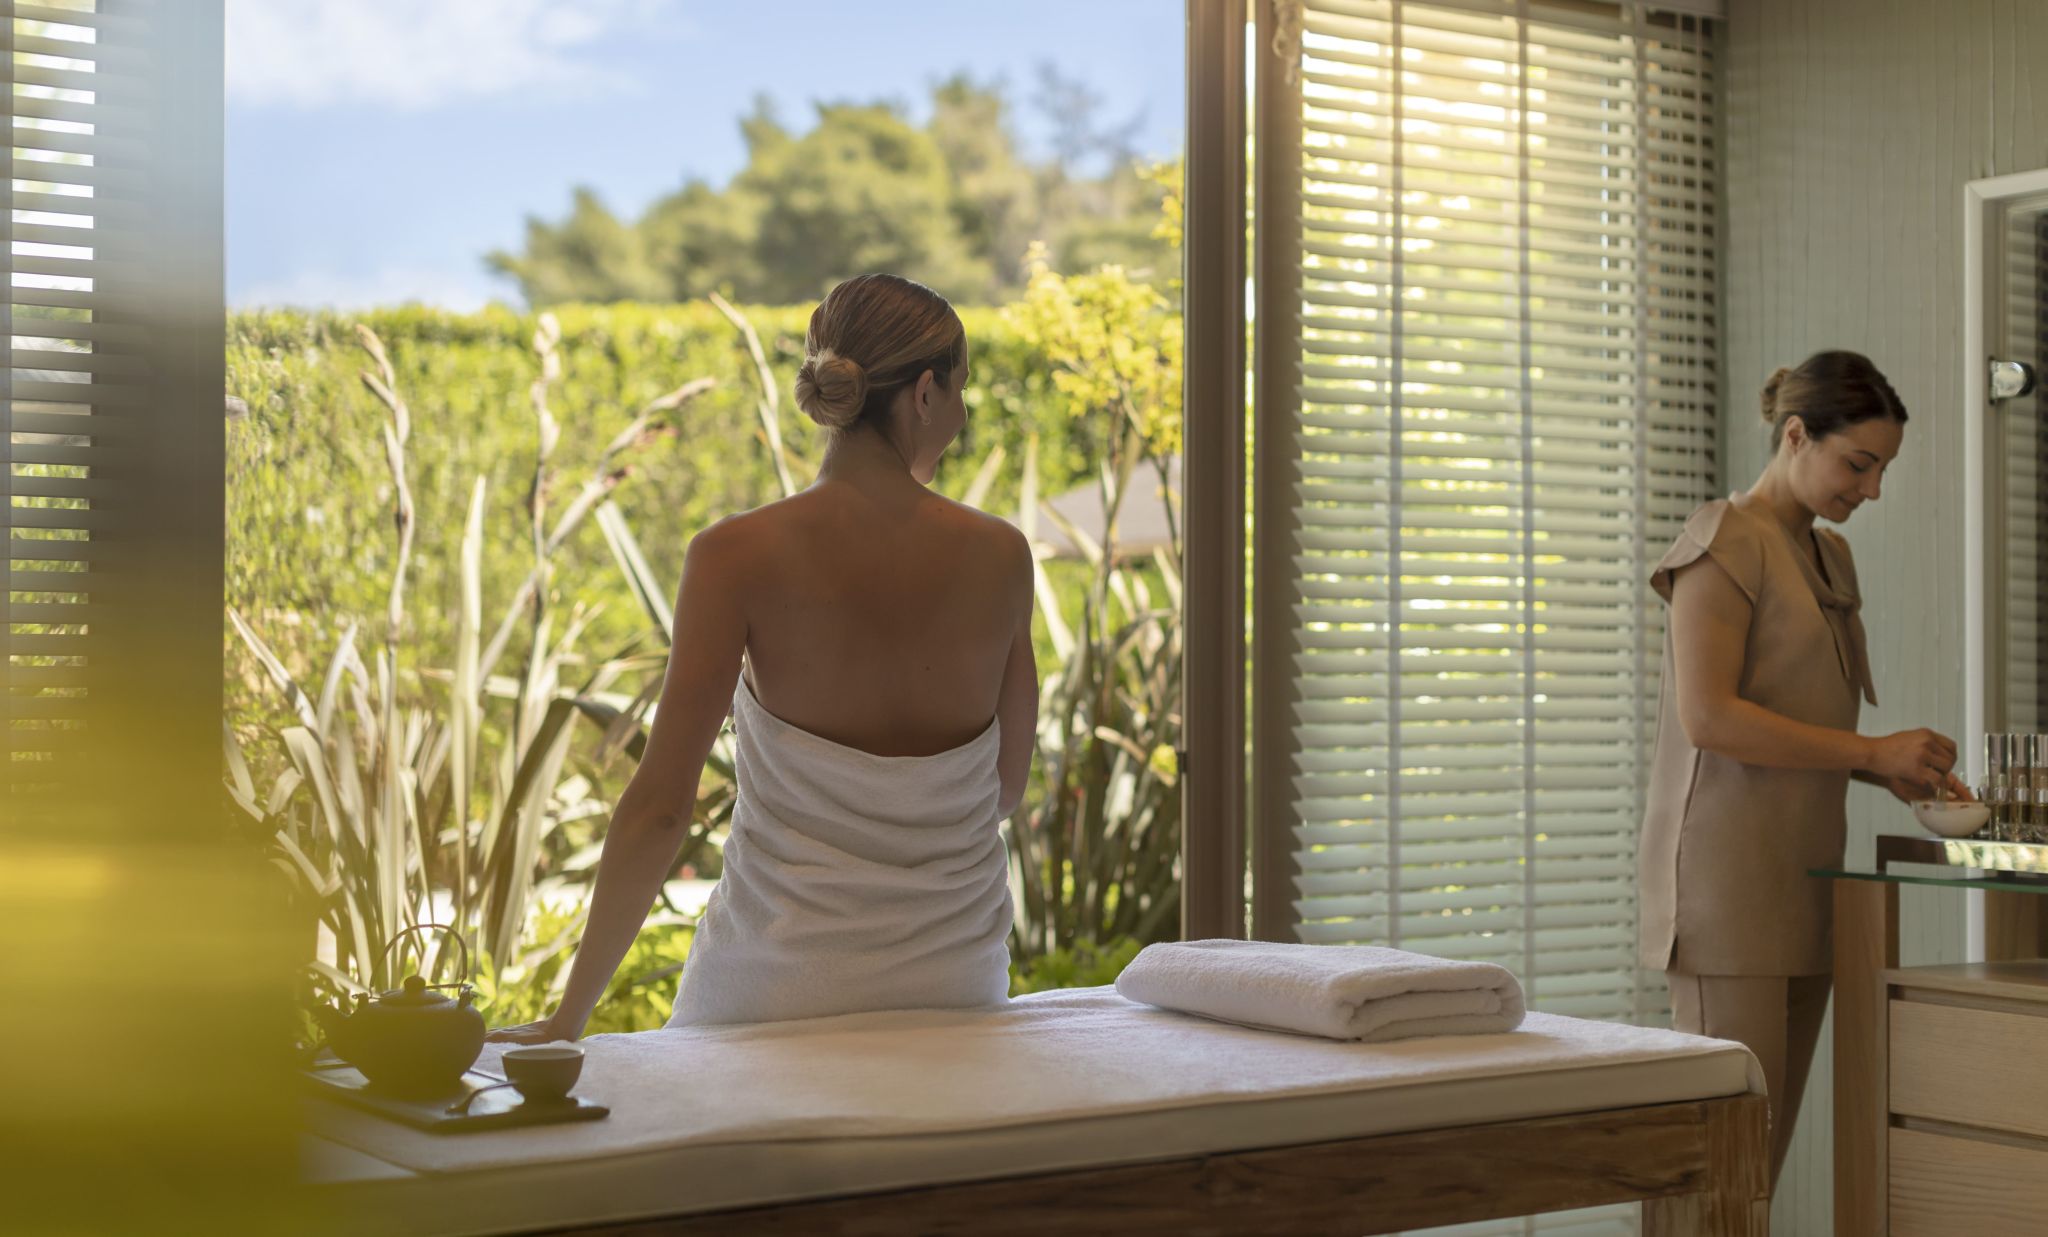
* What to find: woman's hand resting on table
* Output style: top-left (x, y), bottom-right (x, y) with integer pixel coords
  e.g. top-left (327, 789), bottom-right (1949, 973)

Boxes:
top-left (486, 1013), bottom-right (583, 1045)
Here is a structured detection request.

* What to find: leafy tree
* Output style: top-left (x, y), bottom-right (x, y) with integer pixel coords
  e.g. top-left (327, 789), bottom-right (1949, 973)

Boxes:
top-left (929, 74), bottom-right (1044, 301)
top-left (638, 179), bottom-right (764, 302)
top-left (737, 99), bottom-right (988, 304)
top-left (489, 188), bottom-right (670, 306)
top-left (1030, 62), bottom-right (1144, 173)
top-left (489, 72), bottom-right (1178, 307)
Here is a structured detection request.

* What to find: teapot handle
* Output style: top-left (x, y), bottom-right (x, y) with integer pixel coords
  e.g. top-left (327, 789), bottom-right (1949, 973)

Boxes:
top-left (380, 923), bottom-right (471, 986)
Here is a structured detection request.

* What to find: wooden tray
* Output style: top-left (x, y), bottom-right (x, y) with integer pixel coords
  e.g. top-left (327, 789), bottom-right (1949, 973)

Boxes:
top-left (304, 1061), bottom-right (610, 1134)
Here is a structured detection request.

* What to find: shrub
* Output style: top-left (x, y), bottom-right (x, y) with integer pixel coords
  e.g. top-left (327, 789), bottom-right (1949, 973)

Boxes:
top-left (228, 319), bottom-right (725, 1006)
top-left (227, 301), bottom-right (1101, 751)
top-left (1001, 254), bottom-right (1185, 960)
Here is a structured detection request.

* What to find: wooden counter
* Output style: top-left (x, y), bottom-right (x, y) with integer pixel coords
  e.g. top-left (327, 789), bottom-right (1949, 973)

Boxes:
top-left (1883, 963), bottom-right (2048, 1236)
top-left (1827, 834), bottom-right (2048, 1236)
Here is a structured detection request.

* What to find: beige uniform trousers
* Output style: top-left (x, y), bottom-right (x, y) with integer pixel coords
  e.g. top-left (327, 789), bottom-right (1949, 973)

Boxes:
top-left (1667, 971), bottom-right (1832, 1189)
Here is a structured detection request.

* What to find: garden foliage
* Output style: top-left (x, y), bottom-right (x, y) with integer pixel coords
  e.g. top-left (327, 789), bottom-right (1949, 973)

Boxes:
top-left (227, 265), bottom-right (1182, 1027)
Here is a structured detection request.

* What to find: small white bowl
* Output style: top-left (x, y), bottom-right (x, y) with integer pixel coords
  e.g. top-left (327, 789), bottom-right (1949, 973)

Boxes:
top-left (1910, 800), bottom-right (1990, 838)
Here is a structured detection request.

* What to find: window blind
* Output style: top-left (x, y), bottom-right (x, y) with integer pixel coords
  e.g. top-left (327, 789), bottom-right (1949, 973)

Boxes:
top-left (8, 1), bottom-right (96, 813)
top-left (3, 8), bottom-right (296, 1233)
top-left (1998, 209), bottom-right (2046, 734)
top-left (1255, 0), bottom-right (1717, 1027)
top-left (4, 0), bottom-right (225, 829)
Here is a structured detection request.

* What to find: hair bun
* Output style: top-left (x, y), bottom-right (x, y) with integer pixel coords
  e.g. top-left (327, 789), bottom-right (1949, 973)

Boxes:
top-left (1760, 366), bottom-right (1793, 423)
top-left (795, 347), bottom-right (868, 429)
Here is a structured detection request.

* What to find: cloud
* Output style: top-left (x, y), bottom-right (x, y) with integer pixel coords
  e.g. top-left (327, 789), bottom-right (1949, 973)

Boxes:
top-left (232, 263), bottom-right (511, 313)
top-left (226, 0), bottom-right (681, 111)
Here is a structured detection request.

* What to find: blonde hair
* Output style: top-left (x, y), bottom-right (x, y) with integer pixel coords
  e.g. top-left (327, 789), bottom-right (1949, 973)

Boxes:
top-left (1761, 350), bottom-right (1909, 449)
top-left (793, 274), bottom-right (965, 431)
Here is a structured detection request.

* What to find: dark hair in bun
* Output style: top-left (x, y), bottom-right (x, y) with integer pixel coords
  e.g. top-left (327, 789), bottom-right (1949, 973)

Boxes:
top-left (1761, 350), bottom-right (1908, 450)
top-left (794, 274), bottom-right (965, 432)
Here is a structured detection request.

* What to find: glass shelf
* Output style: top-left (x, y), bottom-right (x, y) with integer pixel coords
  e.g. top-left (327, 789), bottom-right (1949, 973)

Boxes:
top-left (1810, 867), bottom-right (2048, 893)
top-left (1810, 833), bottom-right (2048, 893)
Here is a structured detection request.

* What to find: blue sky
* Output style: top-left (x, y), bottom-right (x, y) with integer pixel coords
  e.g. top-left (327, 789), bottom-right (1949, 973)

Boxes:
top-left (226, 1), bottom-right (1185, 311)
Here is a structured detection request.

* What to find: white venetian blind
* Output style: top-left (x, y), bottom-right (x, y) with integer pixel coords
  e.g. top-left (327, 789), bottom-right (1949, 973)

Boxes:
top-left (4, 0), bottom-right (223, 827)
top-left (1, 10), bottom-right (269, 1234)
top-left (2000, 208), bottom-right (2046, 735)
top-left (6, 1), bottom-right (101, 814)
top-left (1262, 0), bottom-right (1717, 1027)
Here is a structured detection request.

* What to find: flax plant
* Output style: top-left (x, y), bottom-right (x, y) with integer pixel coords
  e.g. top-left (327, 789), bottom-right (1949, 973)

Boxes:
top-left (225, 317), bottom-right (718, 999)
top-left (1003, 254), bottom-right (1185, 962)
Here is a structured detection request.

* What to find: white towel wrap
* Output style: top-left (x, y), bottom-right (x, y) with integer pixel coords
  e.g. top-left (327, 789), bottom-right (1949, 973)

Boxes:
top-left (667, 676), bottom-right (1014, 1027)
top-left (1115, 939), bottom-right (1527, 1042)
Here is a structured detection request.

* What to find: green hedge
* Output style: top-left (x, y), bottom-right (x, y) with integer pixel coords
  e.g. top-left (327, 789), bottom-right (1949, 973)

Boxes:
top-left (226, 302), bottom-right (1102, 734)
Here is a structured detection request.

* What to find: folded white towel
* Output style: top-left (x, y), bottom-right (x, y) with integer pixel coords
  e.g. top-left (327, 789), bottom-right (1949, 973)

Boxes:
top-left (1114, 940), bottom-right (1527, 1042)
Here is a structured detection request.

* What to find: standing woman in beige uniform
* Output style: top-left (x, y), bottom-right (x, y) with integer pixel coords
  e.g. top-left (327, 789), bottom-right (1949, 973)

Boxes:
top-left (1639, 350), bottom-right (1968, 1186)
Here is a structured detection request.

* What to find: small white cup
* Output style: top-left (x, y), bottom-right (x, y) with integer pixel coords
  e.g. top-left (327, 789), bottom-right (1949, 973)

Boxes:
top-left (501, 1045), bottom-right (584, 1104)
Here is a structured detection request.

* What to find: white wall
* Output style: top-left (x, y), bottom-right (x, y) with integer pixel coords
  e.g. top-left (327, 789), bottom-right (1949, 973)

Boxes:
top-left (1719, 0), bottom-right (2048, 1230)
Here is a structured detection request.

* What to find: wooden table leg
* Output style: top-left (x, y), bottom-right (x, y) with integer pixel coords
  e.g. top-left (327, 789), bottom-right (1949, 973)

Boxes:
top-left (1644, 1092), bottom-right (1771, 1236)
top-left (1833, 878), bottom-right (1897, 1237)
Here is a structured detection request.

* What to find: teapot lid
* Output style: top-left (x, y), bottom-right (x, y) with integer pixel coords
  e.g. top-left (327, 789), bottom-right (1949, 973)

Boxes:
top-left (377, 974), bottom-right (454, 1008)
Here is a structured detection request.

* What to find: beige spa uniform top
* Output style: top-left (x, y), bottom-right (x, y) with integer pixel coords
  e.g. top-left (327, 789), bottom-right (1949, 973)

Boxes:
top-left (1637, 498), bottom-right (1878, 977)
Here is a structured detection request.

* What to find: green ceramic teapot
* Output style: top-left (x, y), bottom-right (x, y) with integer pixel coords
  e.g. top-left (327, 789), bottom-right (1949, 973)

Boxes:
top-left (313, 924), bottom-right (484, 1098)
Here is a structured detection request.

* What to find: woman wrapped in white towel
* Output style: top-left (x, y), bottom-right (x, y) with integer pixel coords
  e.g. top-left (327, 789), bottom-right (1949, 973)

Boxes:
top-left (490, 274), bottom-right (1036, 1040)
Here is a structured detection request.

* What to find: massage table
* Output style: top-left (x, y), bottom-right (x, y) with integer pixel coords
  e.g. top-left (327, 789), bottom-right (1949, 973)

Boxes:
top-left (305, 988), bottom-right (1770, 1235)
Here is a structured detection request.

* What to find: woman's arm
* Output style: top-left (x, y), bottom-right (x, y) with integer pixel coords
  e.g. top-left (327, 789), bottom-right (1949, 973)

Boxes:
top-left (994, 527), bottom-right (1038, 820)
top-left (489, 522), bottom-right (748, 1042)
top-left (1668, 556), bottom-right (1956, 786)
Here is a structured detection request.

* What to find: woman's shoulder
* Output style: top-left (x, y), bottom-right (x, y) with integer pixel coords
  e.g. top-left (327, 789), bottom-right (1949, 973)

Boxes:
top-left (944, 494), bottom-right (1032, 558)
top-left (925, 495), bottom-right (1034, 599)
top-left (1679, 496), bottom-right (1773, 544)
top-left (871, 488), bottom-right (1029, 563)
top-left (1668, 498), bottom-right (1777, 562)
top-left (699, 489), bottom-right (1028, 575)
top-left (685, 504), bottom-right (773, 562)
top-left (1652, 498), bottom-right (1773, 603)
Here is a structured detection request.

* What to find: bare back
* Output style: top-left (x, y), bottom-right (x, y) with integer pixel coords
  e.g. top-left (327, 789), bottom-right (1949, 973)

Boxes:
top-left (721, 482), bottom-right (1032, 758)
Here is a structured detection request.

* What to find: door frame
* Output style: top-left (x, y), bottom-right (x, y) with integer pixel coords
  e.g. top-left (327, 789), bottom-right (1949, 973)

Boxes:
top-left (1961, 167), bottom-right (2048, 958)
top-left (1180, 0), bottom-right (1249, 941)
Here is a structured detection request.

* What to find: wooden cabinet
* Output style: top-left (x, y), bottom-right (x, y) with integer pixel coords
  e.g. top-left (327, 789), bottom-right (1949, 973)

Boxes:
top-left (1825, 846), bottom-right (2048, 1236)
top-left (1889, 1126), bottom-right (2048, 1237)
top-left (1882, 963), bottom-right (2048, 1236)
